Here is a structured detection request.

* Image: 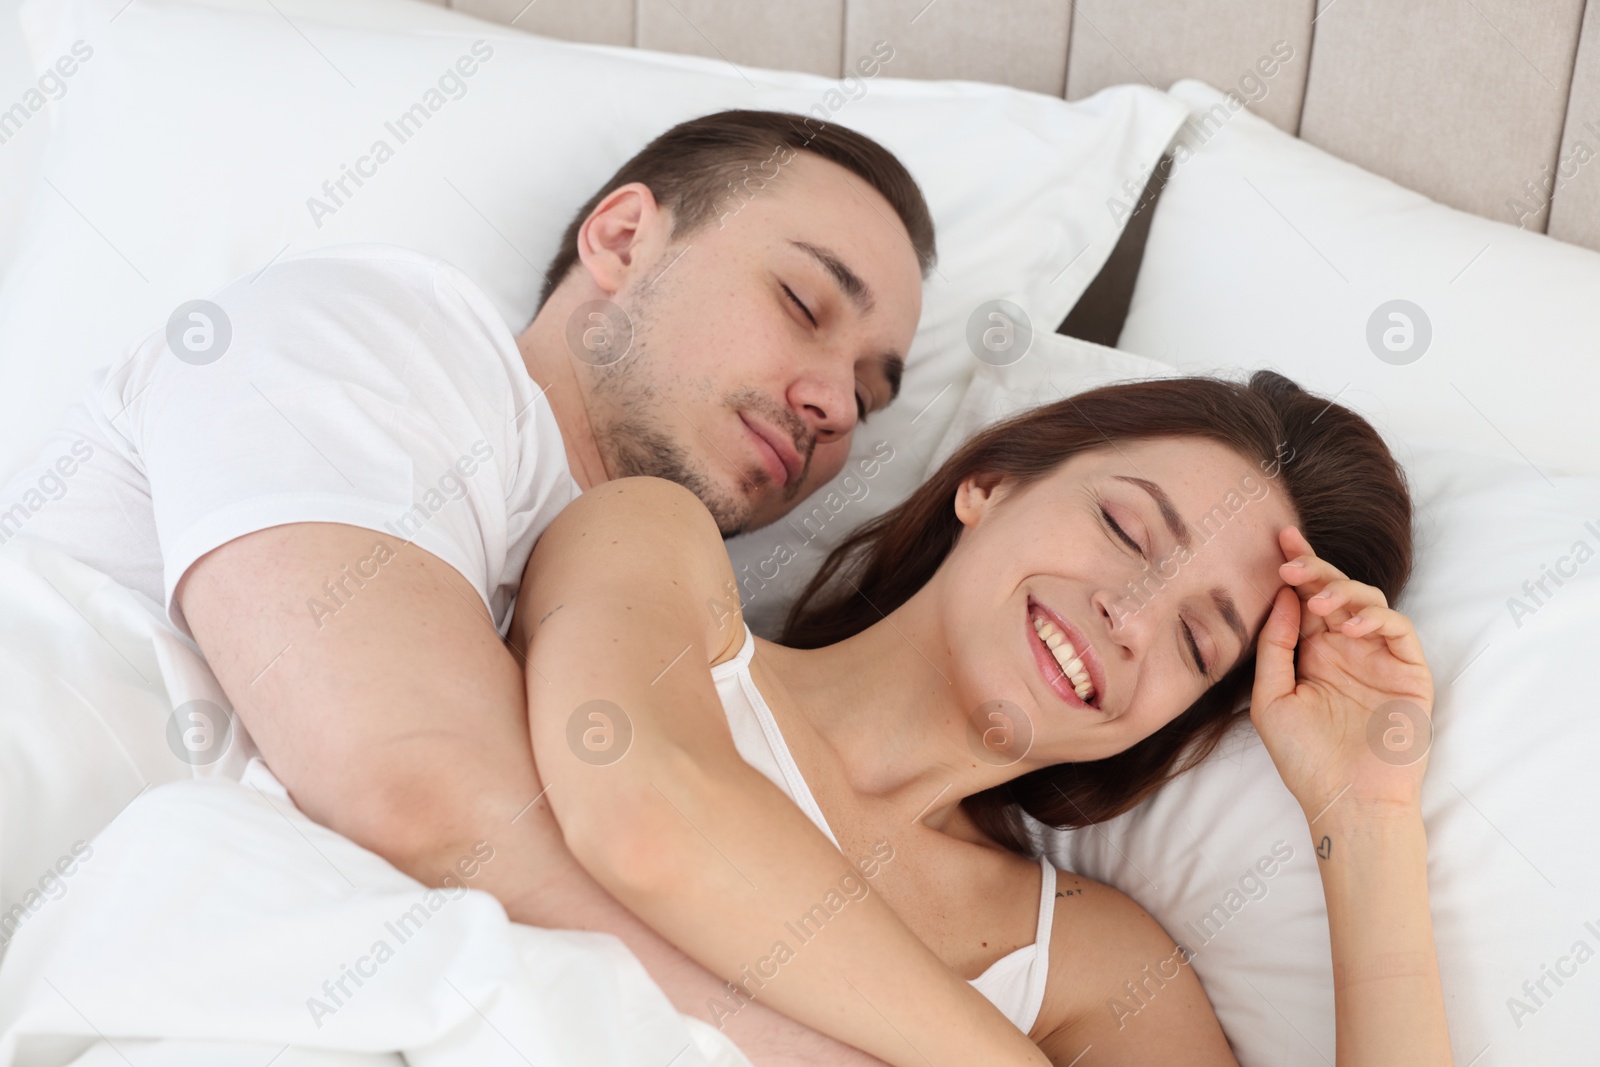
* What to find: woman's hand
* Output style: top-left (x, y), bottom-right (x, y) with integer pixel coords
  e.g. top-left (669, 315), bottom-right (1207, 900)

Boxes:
top-left (1250, 525), bottom-right (1435, 822)
top-left (1253, 527), bottom-right (1453, 1066)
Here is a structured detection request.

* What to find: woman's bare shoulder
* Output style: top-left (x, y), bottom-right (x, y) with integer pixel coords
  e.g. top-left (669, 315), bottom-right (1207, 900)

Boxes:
top-left (512, 476), bottom-right (743, 663)
top-left (1033, 865), bottom-right (1239, 1056)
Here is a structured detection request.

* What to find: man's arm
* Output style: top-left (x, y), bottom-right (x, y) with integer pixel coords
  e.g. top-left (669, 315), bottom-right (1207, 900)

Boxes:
top-left (177, 521), bottom-right (887, 1066)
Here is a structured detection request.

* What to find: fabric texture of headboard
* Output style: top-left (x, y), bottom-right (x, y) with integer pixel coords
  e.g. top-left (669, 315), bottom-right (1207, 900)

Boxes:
top-left (427, 0), bottom-right (1600, 254)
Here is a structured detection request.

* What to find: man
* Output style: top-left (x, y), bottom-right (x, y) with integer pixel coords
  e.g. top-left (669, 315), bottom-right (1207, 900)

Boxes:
top-left (1, 110), bottom-right (933, 1063)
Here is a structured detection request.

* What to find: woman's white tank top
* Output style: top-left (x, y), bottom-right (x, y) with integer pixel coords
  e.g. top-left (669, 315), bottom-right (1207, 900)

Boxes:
top-left (710, 623), bottom-right (1055, 1035)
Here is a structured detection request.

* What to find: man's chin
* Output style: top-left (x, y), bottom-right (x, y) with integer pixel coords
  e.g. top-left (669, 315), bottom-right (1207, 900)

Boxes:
top-left (696, 482), bottom-right (766, 539)
top-left (734, 482), bottom-right (819, 536)
top-left (715, 497), bottom-right (775, 540)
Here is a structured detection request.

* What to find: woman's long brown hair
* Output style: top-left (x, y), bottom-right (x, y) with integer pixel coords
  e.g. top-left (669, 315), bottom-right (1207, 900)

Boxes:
top-left (780, 371), bottom-right (1413, 855)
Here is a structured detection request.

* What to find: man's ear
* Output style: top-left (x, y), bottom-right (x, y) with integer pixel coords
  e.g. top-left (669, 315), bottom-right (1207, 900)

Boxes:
top-left (953, 469), bottom-right (1010, 528)
top-left (574, 182), bottom-right (669, 296)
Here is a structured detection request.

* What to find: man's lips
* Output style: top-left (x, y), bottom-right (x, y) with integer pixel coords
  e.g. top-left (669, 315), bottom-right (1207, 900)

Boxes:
top-left (739, 414), bottom-right (802, 488)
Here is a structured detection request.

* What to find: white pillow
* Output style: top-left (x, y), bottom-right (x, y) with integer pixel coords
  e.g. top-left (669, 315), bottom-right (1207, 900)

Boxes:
top-left (938, 333), bottom-right (1600, 1065)
top-left (1121, 79), bottom-right (1600, 480)
top-left (1, 0), bottom-right (484, 283)
top-left (925, 334), bottom-right (1183, 475)
top-left (3, 0), bottom-right (1188, 635)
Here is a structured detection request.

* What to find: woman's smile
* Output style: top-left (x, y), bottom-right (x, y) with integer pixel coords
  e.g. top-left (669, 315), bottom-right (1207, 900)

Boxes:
top-left (1025, 595), bottom-right (1107, 714)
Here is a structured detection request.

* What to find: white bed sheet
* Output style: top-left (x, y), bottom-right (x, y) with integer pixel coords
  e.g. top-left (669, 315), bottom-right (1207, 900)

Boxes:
top-left (0, 536), bottom-right (749, 1067)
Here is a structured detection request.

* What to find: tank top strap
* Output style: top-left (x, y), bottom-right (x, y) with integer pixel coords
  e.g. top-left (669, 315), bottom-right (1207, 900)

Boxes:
top-left (709, 621), bottom-right (757, 679)
top-left (1034, 856), bottom-right (1057, 951)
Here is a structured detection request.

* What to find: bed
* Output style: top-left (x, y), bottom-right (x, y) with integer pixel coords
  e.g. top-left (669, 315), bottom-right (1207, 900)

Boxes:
top-left (1, 0), bottom-right (1597, 1063)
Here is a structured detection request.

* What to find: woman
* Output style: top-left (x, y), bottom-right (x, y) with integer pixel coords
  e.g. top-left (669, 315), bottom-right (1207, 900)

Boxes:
top-left (514, 371), bottom-right (1451, 1067)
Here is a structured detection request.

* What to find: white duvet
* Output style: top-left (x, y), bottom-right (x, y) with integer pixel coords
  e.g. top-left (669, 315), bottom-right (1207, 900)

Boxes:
top-left (0, 536), bottom-right (748, 1067)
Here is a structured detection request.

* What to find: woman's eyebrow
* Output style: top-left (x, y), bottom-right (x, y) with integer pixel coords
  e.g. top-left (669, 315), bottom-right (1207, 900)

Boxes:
top-left (1212, 587), bottom-right (1249, 653)
top-left (1112, 475), bottom-right (1192, 551)
top-left (1112, 474), bottom-right (1249, 650)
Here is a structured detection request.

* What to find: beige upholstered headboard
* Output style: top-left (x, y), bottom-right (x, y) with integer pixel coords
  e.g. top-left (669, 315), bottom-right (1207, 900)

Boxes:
top-left (430, 0), bottom-right (1600, 254)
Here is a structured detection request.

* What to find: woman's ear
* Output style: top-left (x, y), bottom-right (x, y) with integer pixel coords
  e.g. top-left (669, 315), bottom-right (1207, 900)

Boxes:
top-left (953, 470), bottom-right (1010, 528)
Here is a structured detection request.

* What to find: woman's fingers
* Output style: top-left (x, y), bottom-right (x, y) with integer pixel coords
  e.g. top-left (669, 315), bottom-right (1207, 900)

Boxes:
top-left (1277, 532), bottom-right (1391, 636)
top-left (1304, 577), bottom-right (1389, 629)
top-left (1250, 586), bottom-right (1302, 713)
top-left (1332, 603), bottom-right (1429, 669)
top-left (1279, 525), bottom-right (1315, 562)
top-left (1279, 552), bottom-right (1349, 591)
top-left (1281, 556), bottom-right (1349, 635)
top-left (1278, 526), bottom-right (1346, 595)
top-left (1273, 523), bottom-right (1425, 670)
top-left (1281, 557), bottom-right (1336, 635)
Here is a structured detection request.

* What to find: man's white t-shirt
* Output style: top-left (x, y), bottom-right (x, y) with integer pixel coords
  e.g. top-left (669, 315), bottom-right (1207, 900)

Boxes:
top-left (0, 244), bottom-right (579, 638)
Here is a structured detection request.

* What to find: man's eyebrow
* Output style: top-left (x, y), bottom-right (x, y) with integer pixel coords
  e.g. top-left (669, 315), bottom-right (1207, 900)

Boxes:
top-left (1112, 474), bottom-right (1250, 653)
top-left (789, 239), bottom-right (874, 314)
top-left (882, 354), bottom-right (904, 402)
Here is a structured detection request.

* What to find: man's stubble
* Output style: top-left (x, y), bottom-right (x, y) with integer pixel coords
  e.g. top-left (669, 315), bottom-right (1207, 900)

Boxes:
top-left (586, 270), bottom-right (776, 539)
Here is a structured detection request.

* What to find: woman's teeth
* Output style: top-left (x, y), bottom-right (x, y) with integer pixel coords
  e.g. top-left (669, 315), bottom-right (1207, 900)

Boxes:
top-left (1033, 614), bottom-right (1096, 702)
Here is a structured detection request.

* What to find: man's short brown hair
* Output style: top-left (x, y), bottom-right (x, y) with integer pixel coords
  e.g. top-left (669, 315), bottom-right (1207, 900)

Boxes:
top-left (538, 109), bottom-right (936, 310)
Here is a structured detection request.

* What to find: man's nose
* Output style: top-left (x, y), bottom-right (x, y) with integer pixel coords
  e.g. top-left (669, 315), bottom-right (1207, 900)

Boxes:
top-left (787, 367), bottom-right (857, 444)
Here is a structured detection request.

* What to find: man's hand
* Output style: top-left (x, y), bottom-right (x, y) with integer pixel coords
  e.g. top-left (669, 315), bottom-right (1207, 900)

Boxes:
top-left (178, 521), bottom-right (886, 1066)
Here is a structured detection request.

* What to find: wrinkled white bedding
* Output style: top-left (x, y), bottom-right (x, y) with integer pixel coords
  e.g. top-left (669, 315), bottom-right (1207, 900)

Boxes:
top-left (0, 537), bottom-right (748, 1067)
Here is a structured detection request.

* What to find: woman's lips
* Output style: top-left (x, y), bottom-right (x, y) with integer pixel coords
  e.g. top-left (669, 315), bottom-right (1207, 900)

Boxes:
top-left (740, 415), bottom-right (790, 487)
top-left (1025, 604), bottom-right (1102, 713)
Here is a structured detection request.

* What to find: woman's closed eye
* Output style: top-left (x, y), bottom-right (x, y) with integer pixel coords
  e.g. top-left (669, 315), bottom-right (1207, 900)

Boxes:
top-left (1100, 505), bottom-right (1145, 556)
top-left (1103, 502), bottom-right (1212, 679)
top-left (1182, 615), bottom-right (1212, 679)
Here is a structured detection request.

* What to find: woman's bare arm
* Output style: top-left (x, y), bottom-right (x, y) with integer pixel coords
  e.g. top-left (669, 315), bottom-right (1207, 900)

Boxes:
top-left (508, 827), bottom-right (892, 1067)
top-left (517, 476), bottom-right (1051, 1067)
top-left (1312, 808), bottom-right (1446, 1065)
top-left (1253, 526), bottom-right (1452, 1066)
